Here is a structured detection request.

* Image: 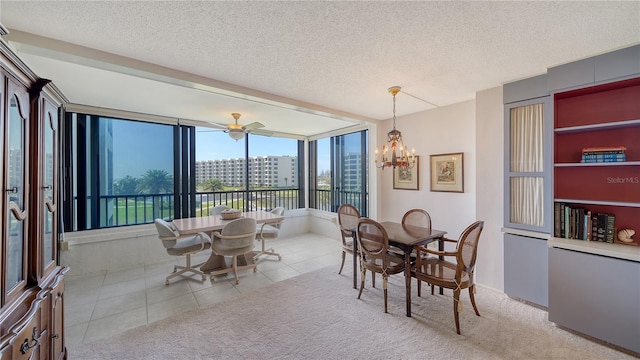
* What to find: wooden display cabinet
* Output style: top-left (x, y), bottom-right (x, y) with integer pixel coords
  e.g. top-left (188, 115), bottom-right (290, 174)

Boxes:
top-left (0, 26), bottom-right (68, 360)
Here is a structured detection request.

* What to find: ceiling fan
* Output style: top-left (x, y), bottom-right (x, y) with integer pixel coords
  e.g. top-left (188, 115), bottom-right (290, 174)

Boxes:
top-left (205, 112), bottom-right (271, 140)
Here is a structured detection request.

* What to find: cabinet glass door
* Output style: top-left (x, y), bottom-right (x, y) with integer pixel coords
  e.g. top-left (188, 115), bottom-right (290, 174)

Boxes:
top-left (5, 92), bottom-right (28, 293)
top-left (44, 109), bottom-right (57, 268)
top-left (505, 100), bottom-right (550, 231)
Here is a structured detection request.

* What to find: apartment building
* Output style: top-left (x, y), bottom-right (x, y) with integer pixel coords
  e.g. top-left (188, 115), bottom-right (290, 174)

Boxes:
top-left (196, 155), bottom-right (298, 187)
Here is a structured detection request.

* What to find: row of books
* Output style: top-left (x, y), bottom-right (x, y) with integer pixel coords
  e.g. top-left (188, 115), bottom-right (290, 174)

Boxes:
top-left (581, 146), bottom-right (626, 163)
top-left (553, 202), bottom-right (615, 242)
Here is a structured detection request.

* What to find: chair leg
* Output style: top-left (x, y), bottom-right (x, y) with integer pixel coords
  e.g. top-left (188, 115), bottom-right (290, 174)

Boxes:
top-left (232, 256), bottom-right (239, 285)
top-left (357, 265), bottom-right (366, 300)
top-left (372, 272), bottom-right (376, 288)
top-left (253, 235), bottom-right (281, 261)
top-left (469, 285), bottom-right (480, 316)
top-left (417, 279), bottom-right (422, 297)
top-left (383, 275), bottom-right (388, 313)
top-left (338, 251), bottom-right (346, 274)
top-left (454, 289), bottom-right (462, 335)
top-left (165, 254), bottom-right (207, 285)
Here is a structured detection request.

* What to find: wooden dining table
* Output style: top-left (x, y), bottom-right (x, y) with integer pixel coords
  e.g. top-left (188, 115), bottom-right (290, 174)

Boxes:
top-left (352, 221), bottom-right (446, 317)
top-left (172, 211), bottom-right (284, 272)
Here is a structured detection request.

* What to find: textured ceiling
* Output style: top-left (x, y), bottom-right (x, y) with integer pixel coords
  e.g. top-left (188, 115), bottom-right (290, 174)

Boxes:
top-left (1, 1), bottom-right (639, 136)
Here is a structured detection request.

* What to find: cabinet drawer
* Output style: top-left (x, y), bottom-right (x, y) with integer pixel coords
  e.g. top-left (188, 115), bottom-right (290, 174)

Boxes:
top-left (11, 308), bottom-right (42, 360)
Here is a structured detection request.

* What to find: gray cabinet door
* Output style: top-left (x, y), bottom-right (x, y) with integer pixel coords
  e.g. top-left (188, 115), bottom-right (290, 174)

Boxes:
top-left (504, 233), bottom-right (548, 307)
top-left (549, 247), bottom-right (640, 353)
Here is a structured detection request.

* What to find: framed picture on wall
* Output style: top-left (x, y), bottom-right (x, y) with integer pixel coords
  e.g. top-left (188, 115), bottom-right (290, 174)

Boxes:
top-left (393, 156), bottom-right (419, 190)
top-left (430, 152), bottom-right (464, 193)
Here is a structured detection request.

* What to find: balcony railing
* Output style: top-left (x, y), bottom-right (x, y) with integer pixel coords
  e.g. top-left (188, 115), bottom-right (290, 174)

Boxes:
top-left (195, 188), bottom-right (300, 216)
top-left (96, 187), bottom-right (365, 228)
top-left (98, 188), bottom-right (300, 227)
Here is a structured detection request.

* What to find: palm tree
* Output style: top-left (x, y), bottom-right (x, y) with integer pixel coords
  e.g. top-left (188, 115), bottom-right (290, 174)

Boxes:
top-left (137, 169), bottom-right (173, 219)
top-left (113, 175), bottom-right (140, 195)
top-left (200, 178), bottom-right (224, 192)
top-left (137, 169), bottom-right (173, 194)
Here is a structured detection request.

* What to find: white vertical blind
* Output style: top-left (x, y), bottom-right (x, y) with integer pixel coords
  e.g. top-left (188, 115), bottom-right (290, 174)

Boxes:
top-left (510, 177), bottom-right (544, 227)
top-left (509, 103), bottom-right (544, 226)
top-left (510, 104), bottom-right (543, 172)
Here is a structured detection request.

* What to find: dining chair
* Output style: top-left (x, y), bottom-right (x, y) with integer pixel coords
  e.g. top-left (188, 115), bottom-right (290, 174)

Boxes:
top-left (154, 219), bottom-right (212, 285)
top-left (254, 207), bottom-right (285, 262)
top-left (337, 204), bottom-right (360, 275)
top-left (208, 217), bottom-right (258, 284)
top-left (356, 218), bottom-right (405, 313)
top-left (401, 208), bottom-right (432, 293)
top-left (412, 220), bottom-right (485, 334)
top-left (402, 208), bottom-right (432, 229)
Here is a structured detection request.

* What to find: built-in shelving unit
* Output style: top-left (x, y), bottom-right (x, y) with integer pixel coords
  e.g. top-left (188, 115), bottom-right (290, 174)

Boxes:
top-left (553, 77), bottom-right (640, 247)
top-left (549, 73), bottom-right (640, 355)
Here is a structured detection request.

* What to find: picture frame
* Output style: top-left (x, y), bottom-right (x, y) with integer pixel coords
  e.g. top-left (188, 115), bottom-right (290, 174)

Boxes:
top-left (430, 152), bottom-right (464, 193)
top-left (393, 156), bottom-right (419, 190)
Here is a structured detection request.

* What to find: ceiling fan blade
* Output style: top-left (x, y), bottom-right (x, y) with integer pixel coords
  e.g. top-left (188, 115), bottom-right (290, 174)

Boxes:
top-left (250, 129), bottom-right (273, 137)
top-left (243, 122), bottom-right (265, 131)
top-left (206, 121), bottom-right (230, 130)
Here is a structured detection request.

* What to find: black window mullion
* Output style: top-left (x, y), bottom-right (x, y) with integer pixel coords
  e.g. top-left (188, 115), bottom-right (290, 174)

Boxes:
top-left (89, 115), bottom-right (99, 229)
top-left (172, 126), bottom-right (181, 219)
top-left (360, 130), bottom-right (368, 217)
top-left (244, 134), bottom-right (250, 212)
top-left (180, 126), bottom-right (189, 218)
top-left (297, 140), bottom-right (305, 209)
top-left (308, 140), bottom-right (317, 209)
top-left (188, 126), bottom-right (196, 217)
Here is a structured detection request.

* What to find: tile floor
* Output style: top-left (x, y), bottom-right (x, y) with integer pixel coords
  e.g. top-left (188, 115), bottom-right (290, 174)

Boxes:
top-left (64, 233), bottom-right (344, 349)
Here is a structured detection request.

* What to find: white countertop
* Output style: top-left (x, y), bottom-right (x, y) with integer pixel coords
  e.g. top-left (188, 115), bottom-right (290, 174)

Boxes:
top-left (548, 237), bottom-right (640, 262)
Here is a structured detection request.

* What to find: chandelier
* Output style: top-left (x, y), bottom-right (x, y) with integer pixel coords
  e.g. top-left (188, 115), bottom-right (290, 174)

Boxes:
top-left (375, 86), bottom-right (416, 170)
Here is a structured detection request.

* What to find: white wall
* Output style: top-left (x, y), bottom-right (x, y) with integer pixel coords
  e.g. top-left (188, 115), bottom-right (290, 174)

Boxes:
top-left (376, 92), bottom-right (505, 292)
top-left (475, 86), bottom-right (504, 292)
top-left (378, 100), bottom-right (477, 240)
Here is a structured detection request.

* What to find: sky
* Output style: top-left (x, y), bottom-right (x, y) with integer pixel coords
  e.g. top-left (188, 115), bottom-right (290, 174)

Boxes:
top-left (195, 128), bottom-right (297, 160)
top-left (111, 120), bottom-right (333, 180)
top-left (195, 127), bottom-right (331, 172)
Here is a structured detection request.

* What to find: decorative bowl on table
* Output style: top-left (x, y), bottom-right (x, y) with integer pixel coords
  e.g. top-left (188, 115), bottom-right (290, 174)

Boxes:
top-left (220, 209), bottom-right (242, 220)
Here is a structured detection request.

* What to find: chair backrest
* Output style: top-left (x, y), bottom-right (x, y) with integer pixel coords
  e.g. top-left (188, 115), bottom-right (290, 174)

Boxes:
top-left (401, 209), bottom-right (431, 229)
top-left (356, 218), bottom-right (389, 260)
top-left (455, 221), bottom-right (484, 277)
top-left (338, 204), bottom-right (360, 243)
top-left (210, 205), bottom-right (232, 215)
top-left (220, 217), bottom-right (257, 249)
top-left (269, 207), bottom-right (285, 229)
top-left (154, 218), bottom-right (179, 249)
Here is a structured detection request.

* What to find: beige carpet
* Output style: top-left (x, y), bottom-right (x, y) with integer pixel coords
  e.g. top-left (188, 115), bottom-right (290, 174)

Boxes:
top-left (70, 267), bottom-right (634, 360)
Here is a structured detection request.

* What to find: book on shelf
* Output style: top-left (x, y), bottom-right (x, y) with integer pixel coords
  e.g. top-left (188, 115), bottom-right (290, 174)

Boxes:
top-left (591, 213), bottom-right (599, 242)
top-left (582, 153), bottom-right (626, 163)
top-left (554, 203), bottom-right (618, 242)
top-left (605, 214), bottom-right (616, 243)
top-left (581, 145), bottom-right (626, 163)
top-left (596, 213), bottom-right (607, 242)
top-left (554, 202), bottom-right (562, 238)
top-left (585, 210), bottom-right (591, 241)
top-left (581, 146), bottom-right (627, 153)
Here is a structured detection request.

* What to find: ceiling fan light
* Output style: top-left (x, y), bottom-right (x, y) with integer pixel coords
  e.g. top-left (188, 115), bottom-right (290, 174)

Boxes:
top-left (228, 129), bottom-right (245, 141)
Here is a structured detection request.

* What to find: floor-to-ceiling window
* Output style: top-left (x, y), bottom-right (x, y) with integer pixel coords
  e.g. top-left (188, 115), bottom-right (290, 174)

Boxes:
top-left (309, 130), bottom-right (368, 216)
top-left (194, 129), bottom-right (303, 213)
top-left (62, 113), bottom-right (184, 231)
